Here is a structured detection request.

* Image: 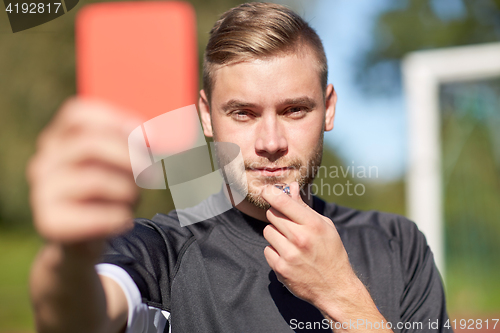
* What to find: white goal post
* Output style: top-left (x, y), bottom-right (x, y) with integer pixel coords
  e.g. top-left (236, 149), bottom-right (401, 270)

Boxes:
top-left (402, 42), bottom-right (500, 279)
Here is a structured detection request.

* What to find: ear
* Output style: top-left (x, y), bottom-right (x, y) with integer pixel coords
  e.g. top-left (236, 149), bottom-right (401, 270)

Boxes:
top-left (199, 89), bottom-right (213, 138)
top-left (324, 84), bottom-right (337, 132)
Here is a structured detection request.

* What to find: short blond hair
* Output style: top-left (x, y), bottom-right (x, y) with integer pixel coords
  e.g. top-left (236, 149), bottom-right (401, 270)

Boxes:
top-left (203, 2), bottom-right (328, 103)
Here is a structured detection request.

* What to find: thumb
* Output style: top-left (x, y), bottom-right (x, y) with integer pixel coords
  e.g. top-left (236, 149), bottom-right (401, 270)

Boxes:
top-left (289, 181), bottom-right (308, 207)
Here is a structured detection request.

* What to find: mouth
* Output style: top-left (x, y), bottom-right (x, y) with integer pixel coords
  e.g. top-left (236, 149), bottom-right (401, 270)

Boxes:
top-left (248, 166), bottom-right (293, 177)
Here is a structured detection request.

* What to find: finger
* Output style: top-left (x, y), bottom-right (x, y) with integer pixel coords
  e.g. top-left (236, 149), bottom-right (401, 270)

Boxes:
top-left (58, 133), bottom-right (133, 174)
top-left (262, 185), bottom-right (314, 225)
top-left (36, 99), bottom-right (139, 169)
top-left (266, 207), bottom-right (300, 241)
top-left (263, 224), bottom-right (294, 257)
top-left (263, 245), bottom-right (280, 270)
top-left (289, 181), bottom-right (310, 208)
top-left (31, 169), bottom-right (137, 243)
top-left (289, 181), bottom-right (301, 202)
top-left (42, 98), bottom-right (140, 144)
top-left (34, 201), bottom-right (134, 243)
top-left (31, 129), bottom-right (133, 183)
top-left (43, 167), bottom-right (138, 205)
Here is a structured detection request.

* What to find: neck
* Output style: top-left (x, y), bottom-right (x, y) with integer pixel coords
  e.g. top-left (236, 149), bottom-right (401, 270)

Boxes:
top-left (223, 183), bottom-right (314, 222)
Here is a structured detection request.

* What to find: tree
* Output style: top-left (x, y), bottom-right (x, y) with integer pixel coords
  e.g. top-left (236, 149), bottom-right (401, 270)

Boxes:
top-left (358, 0), bottom-right (500, 95)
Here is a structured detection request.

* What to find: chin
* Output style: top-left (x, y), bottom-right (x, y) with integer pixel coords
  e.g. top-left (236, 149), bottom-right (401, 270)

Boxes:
top-left (241, 179), bottom-right (275, 210)
top-left (243, 177), bottom-right (291, 210)
top-left (245, 193), bottom-right (271, 210)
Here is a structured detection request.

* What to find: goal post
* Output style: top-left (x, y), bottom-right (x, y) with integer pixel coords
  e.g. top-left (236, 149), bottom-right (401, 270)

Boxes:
top-left (402, 42), bottom-right (500, 279)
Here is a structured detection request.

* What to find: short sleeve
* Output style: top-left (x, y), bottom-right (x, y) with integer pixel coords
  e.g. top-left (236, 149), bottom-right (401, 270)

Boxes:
top-left (96, 263), bottom-right (171, 333)
top-left (98, 216), bottom-right (194, 330)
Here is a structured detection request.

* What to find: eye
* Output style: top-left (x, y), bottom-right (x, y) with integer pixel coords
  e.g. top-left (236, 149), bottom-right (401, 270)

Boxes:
top-left (230, 110), bottom-right (252, 121)
top-left (285, 106), bottom-right (308, 118)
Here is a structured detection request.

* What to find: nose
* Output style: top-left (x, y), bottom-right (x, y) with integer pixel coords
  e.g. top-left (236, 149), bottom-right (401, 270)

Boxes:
top-left (254, 114), bottom-right (287, 158)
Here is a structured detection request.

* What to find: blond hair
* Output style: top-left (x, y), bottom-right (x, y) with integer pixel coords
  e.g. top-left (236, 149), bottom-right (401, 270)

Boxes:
top-left (203, 2), bottom-right (328, 103)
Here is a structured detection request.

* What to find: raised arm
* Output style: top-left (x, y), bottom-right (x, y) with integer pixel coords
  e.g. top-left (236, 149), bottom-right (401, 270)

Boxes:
top-left (28, 98), bottom-right (139, 333)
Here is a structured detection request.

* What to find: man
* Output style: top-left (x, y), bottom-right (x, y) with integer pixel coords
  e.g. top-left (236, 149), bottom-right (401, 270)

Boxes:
top-left (28, 2), bottom-right (451, 333)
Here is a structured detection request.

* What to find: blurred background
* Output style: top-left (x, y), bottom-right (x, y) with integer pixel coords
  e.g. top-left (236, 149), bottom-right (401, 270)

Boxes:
top-left (0, 0), bottom-right (499, 331)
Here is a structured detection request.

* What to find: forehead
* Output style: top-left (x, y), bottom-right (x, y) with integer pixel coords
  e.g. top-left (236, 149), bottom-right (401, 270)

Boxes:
top-left (210, 50), bottom-right (324, 107)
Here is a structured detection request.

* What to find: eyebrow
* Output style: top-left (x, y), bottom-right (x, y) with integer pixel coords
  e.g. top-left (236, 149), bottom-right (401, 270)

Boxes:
top-left (221, 100), bottom-right (258, 113)
top-left (278, 96), bottom-right (317, 109)
top-left (220, 96), bottom-right (317, 113)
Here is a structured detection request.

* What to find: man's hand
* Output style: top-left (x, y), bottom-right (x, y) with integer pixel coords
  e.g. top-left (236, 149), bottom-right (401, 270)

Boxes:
top-left (28, 98), bottom-right (139, 243)
top-left (28, 98), bottom-right (138, 333)
top-left (261, 182), bottom-right (392, 332)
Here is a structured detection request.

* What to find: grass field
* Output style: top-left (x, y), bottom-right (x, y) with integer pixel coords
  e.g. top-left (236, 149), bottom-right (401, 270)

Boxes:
top-left (446, 259), bottom-right (500, 324)
top-left (0, 229), bottom-right (41, 333)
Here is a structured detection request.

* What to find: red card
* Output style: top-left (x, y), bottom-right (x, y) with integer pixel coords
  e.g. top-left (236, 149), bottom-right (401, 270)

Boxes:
top-left (76, 1), bottom-right (198, 122)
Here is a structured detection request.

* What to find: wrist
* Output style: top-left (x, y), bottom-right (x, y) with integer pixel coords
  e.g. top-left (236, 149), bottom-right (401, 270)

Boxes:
top-left (61, 240), bottom-right (106, 264)
top-left (316, 275), bottom-right (366, 320)
top-left (39, 240), bottom-right (106, 276)
top-left (315, 276), bottom-right (392, 332)
top-left (31, 240), bottom-right (110, 333)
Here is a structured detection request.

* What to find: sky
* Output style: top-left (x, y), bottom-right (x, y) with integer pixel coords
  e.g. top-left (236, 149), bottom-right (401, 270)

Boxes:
top-left (287, 0), bottom-right (408, 181)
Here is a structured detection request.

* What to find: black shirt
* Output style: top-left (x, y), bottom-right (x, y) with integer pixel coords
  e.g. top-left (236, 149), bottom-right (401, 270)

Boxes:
top-left (101, 191), bottom-right (451, 332)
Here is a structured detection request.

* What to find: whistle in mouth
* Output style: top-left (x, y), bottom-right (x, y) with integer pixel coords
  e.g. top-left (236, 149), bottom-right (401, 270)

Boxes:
top-left (274, 183), bottom-right (291, 196)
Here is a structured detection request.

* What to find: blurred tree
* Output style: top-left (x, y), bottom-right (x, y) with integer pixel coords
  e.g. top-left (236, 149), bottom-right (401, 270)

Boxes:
top-left (358, 0), bottom-right (500, 95)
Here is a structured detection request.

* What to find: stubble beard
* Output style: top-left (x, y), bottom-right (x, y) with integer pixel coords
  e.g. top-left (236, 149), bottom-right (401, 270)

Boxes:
top-left (244, 138), bottom-right (323, 210)
top-left (213, 130), bottom-right (324, 211)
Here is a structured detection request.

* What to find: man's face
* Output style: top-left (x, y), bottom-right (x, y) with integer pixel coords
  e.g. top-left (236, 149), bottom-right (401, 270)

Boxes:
top-left (200, 49), bottom-right (336, 209)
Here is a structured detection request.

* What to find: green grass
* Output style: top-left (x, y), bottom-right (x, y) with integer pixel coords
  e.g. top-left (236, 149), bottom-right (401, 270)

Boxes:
top-left (0, 229), bottom-right (42, 333)
top-left (445, 259), bottom-right (500, 316)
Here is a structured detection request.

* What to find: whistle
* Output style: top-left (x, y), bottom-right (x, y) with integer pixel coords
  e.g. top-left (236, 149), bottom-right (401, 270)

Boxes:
top-left (274, 183), bottom-right (291, 196)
